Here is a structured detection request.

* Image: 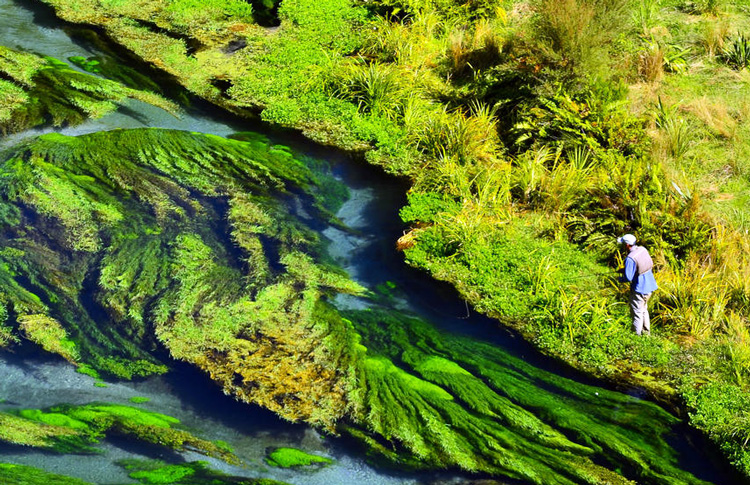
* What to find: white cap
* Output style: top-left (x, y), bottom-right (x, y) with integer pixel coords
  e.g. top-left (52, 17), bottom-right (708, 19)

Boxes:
top-left (617, 234), bottom-right (636, 245)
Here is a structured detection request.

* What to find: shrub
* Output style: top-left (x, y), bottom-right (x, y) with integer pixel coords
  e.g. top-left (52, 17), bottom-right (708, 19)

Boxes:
top-left (680, 0), bottom-right (723, 16)
top-left (332, 61), bottom-right (406, 120)
top-left (719, 33), bottom-right (750, 70)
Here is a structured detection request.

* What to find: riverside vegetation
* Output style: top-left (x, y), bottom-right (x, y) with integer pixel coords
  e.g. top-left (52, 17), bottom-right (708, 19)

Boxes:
top-left (0, 125), bottom-right (711, 483)
top-left (0, 0), bottom-right (749, 481)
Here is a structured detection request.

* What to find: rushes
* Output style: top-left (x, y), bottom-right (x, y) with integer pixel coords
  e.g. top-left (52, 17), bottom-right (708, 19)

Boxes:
top-left (333, 61), bottom-right (406, 119)
top-left (633, 0), bottom-right (658, 34)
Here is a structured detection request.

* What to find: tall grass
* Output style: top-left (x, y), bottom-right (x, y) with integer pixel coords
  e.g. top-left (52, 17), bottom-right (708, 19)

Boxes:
top-left (414, 102), bottom-right (500, 165)
top-left (333, 61), bottom-right (406, 119)
top-left (445, 17), bottom-right (505, 78)
top-left (533, 0), bottom-right (629, 78)
top-left (656, 257), bottom-right (729, 338)
top-left (633, 0), bottom-right (658, 34)
top-left (639, 39), bottom-right (666, 82)
top-left (700, 20), bottom-right (729, 57)
top-left (719, 33), bottom-right (750, 70)
top-left (680, 0), bottom-right (723, 16)
top-left (654, 98), bottom-right (692, 159)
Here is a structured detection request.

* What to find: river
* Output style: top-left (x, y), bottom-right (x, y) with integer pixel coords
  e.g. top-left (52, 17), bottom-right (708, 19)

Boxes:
top-left (0, 0), bottom-right (744, 484)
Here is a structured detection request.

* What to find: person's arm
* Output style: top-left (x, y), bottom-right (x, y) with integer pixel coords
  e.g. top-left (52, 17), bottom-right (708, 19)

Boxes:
top-left (619, 257), bottom-right (636, 283)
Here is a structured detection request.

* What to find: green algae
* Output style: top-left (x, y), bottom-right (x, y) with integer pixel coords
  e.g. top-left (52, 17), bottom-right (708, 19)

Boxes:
top-left (0, 46), bottom-right (177, 135)
top-left (0, 402), bottom-right (237, 462)
top-left (342, 308), bottom-right (711, 485)
top-left (119, 459), bottom-right (291, 485)
top-left (0, 128), bottom-right (361, 425)
top-left (0, 460), bottom-right (290, 485)
top-left (0, 464), bottom-right (93, 485)
top-left (265, 447), bottom-right (333, 468)
top-left (0, 127), bottom-right (715, 484)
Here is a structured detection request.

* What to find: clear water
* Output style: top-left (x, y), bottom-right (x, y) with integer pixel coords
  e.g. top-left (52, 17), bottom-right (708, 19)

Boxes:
top-left (0, 0), bottom-right (744, 484)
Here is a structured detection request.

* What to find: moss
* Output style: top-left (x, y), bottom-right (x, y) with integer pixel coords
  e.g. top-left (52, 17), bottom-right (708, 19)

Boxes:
top-left (129, 396), bottom-right (151, 404)
top-left (265, 447), bottom-right (333, 468)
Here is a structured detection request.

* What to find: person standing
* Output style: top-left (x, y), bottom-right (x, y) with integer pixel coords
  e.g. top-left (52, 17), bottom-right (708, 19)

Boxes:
top-left (617, 234), bottom-right (658, 335)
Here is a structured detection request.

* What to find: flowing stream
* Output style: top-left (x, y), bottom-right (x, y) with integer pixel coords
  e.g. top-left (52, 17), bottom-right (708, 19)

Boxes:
top-left (0, 1), bottom-right (745, 484)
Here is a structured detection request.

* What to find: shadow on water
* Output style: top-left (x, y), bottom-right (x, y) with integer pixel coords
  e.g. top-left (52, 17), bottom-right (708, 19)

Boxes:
top-left (7, 0), bottom-right (62, 31)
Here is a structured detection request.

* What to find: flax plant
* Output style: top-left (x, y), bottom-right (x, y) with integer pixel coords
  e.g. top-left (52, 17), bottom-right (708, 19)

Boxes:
top-left (654, 98), bottom-right (693, 160)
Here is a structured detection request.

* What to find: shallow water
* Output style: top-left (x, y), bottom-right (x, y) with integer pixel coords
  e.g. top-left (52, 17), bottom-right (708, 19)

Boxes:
top-left (0, 0), bottom-right (745, 484)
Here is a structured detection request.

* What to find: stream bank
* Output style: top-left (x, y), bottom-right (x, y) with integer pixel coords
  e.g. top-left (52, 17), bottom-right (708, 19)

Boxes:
top-left (0, 0), bottom-right (747, 483)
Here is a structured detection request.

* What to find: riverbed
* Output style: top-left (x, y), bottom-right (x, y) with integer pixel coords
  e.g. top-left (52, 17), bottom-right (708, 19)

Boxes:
top-left (0, 0), bottom-right (744, 484)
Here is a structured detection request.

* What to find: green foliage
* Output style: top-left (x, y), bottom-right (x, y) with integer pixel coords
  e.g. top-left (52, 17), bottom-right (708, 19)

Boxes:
top-left (512, 88), bottom-right (646, 156)
top-left (129, 396), bottom-right (151, 404)
top-left (399, 192), bottom-right (461, 224)
top-left (333, 61), bottom-right (406, 120)
top-left (683, 380), bottom-right (750, 473)
top-left (681, 0), bottom-right (723, 15)
top-left (719, 33), bottom-right (750, 70)
top-left (265, 447), bottom-right (333, 468)
top-left (531, 0), bottom-right (631, 80)
top-left (164, 0), bottom-right (254, 31)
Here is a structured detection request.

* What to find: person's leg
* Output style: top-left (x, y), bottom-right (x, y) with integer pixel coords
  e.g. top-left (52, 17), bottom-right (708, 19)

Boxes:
top-left (642, 292), bottom-right (652, 335)
top-left (629, 291), bottom-right (644, 335)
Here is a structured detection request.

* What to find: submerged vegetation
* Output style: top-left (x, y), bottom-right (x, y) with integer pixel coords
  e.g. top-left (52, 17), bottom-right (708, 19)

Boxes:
top-left (0, 402), bottom-right (236, 461)
top-left (0, 0), bottom-right (748, 481)
top-left (119, 459), bottom-right (291, 485)
top-left (0, 46), bottom-right (177, 135)
top-left (265, 447), bottom-right (333, 468)
top-left (0, 464), bottom-right (93, 485)
top-left (0, 127), bottom-right (716, 484)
